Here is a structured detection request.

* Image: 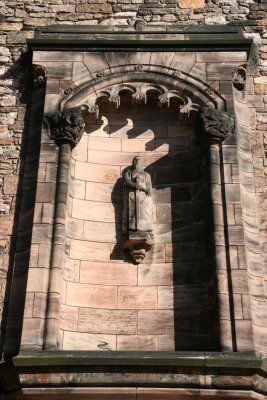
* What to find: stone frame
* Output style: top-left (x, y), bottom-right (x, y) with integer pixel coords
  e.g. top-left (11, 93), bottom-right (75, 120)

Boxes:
top-left (1, 24), bottom-right (266, 399)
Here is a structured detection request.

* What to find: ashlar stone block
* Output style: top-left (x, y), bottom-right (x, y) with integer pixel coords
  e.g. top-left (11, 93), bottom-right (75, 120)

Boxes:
top-left (65, 282), bottom-right (117, 308)
top-left (118, 287), bottom-right (157, 309)
top-left (138, 310), bottom-right (174, 335)
top-left (63, 331), bottom-right (116, 351)
top-left (117, 335), bottom-right (158, 351)
top-left (80, 261), bottom-right (137, 286)
top-left (78, 308), bottom-right (137, 334)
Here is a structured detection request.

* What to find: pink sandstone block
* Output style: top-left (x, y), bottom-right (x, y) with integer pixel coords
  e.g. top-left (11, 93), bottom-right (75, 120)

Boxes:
top-left (236, 320), bottom-right (254, 350)
top-left (84, 121), bottom-right (110, 137)
top-left (69, 239), bottom-right (111, 262)
top-left (85, 182), bottom-right (114, 203)
top-left (80, 261), bottom-right (137, 286)
top-left (65, 282), bottom-right (117, 308)
top-left (59, 304), bottom-right (78, 331)
top-left (84, 52), bottom-right (110, 74)
top-left (138, 263), bottom-right (173, 286)
top-left (63, 331), bottom-right (116, 351)
top-left (138, 310), bottom-right (174, 335)
top-left (117, 335), bottom-right (158, 351)
top-left (26, 268), bottom-right (49, 293)
top-left (33, 51), bottom-right (83, 62)
top-left (71, 199), bottom-right (114, 222)
top-left (118, 287), bottom-right (157, 309)
top-left (83, 221), bottom-right (117, 243)
top-left (21, 318), bottom-right (45, 348)
top-left (88, 149), bottom-right (133, 166)
top-left (88, 136), bottom-right (122, 152)
top-left (75, 161), bottom-right (120, 183)
top-left (72, 135), bottom-right (88, 162)
top-left (196, 51), bottom-right (247, 63)
top-left (78, 308), bottom-right (137, 334)
top-left (158, 335), bottom-right (175, 351)
top-left (121, 138), bottom-right (155, 153)
top-left (63, 258), bottom-right (80, 282)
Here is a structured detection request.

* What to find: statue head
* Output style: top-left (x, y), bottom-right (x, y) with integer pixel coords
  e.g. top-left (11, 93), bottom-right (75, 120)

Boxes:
top-left (132, 156), bottom-right (143, 170)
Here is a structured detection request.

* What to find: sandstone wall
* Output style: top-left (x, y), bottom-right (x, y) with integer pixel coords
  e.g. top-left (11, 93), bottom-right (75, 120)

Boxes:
top-left (0, 0), bottom-right (267, 356)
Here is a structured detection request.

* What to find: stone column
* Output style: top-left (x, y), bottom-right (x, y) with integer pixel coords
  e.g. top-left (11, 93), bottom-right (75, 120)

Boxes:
top-left (197, 107), bottom-right (236, 351)
top-left (42, 107), bottom-right (85, 349)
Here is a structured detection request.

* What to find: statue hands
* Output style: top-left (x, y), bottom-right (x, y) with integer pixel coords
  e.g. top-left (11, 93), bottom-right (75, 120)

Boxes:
top-left (136, 184), bottom-right (149, 195)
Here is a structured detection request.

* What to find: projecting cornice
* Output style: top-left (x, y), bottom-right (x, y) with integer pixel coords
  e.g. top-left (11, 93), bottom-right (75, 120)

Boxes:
top-left (27, 24), bottom-right (252, 52)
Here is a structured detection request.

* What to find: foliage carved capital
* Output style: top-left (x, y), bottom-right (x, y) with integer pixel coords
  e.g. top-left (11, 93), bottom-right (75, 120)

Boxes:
top-left (197, 107), bottom-right (235, 144)
top-left (43, 107), bottom-right (85, 149)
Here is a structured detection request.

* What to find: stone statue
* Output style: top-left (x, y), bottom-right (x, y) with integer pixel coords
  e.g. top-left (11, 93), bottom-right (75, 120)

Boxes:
top-left (122, 156), bottom-right (153, 264)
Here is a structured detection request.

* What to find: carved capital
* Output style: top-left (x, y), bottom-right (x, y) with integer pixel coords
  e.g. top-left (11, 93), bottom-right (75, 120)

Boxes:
top-left (32, 64), bottom-right (47, 88)
top-left (197, 107), bottom-right (235, 144)
top-left (43, 107), bottom-right (85, 149)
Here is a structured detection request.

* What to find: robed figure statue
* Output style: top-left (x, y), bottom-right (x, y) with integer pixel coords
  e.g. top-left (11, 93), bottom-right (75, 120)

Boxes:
top-left (122, 156), bottom-right (153, 264)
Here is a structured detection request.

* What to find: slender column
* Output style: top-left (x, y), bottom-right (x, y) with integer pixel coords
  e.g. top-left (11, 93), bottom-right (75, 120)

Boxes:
top-left (42, 107), bottom-right (85, 349)
top-left (197, 107), bottom-right (236, 351)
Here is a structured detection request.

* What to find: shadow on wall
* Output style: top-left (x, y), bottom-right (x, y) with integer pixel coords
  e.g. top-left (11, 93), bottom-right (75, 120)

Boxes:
top-left (0, 51), bottom-right (45, 360)
top-left (85, 91), bottom-right (220, 351)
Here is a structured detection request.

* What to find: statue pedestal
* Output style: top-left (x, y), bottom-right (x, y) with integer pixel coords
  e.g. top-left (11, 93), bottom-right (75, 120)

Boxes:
top-left (123, 232), bottom-right (153, 264)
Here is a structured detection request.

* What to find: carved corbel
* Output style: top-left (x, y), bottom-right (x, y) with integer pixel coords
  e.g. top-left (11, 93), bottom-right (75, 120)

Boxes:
top-left (32, 64), bottom-right (47, 88)
top-left (196, 107), bottom-right (235, 144)
top-left (43, 107), bottom-right (85, 149)
top-left (232, 65), bottom-right (246, 91)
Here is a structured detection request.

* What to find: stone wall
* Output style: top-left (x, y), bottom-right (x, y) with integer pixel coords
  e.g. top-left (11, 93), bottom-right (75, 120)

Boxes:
top-left (0, 0), bottom-right (267, 358)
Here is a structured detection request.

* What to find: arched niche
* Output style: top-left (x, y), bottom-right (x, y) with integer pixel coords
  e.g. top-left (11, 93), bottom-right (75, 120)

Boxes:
top-left (36, 69), bottom-right (238, 352)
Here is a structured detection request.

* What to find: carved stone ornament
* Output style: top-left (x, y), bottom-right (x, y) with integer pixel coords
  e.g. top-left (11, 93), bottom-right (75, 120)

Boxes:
top-left (122, 156), bottom-right (154, 264)
top-left (196, 106), bottom-right (235, 144)
top-left (43, 107), bottom-right (85, 149)
top-left (32, 64), bottom-right (47, 88)
top-left (83, 83), bottom-right (200, 119)
top-left (232, 64), bottom-right (246, 91)
top-left (134, 19), bottom-right (146, 31)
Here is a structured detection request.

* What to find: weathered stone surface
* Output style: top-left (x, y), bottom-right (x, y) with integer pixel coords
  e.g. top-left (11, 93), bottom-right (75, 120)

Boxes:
top-left (75, 161), bottom-right (120, 183)
top-left (80, 261), bottom-right (137, 285)
top-left (66, 282), bottom-right (117, 308)
top-left (118, 287), bottom-right (157, 309)
top-left (78, 308), bottom-right (137, 334)
top-left (2, 4), bottom-right (267, 364)
top-left (3, 175), bottom-right (18, 194)
top-left (178, 0), bottom-right (204, 8)
top-left (117, 335), bottom-right (158, 350)
top-left (63, 331), bottom-right (116, 351)
top-left (76, 4), bottom-right (112, 13)
top-left (138, 310), bottom-right (174, 334)
top-left (69, 239), bottom-right (111, 261)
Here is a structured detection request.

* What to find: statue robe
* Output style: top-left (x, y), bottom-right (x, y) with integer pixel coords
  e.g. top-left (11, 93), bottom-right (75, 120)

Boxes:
top-left (122, 167), bottom-right (153, 234)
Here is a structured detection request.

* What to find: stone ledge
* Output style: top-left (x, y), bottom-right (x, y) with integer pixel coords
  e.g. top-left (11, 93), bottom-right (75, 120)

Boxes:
top-left (27, 24), bottom-right (252, 52)
top-left (11, 350), bottom-right (264, 370)
top-left (0, 352), bottom-right (266, 396)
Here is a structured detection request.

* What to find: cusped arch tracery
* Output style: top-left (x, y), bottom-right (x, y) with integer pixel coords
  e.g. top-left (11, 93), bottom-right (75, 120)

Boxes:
top-left (61, 67), bottom-right (227, 119)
